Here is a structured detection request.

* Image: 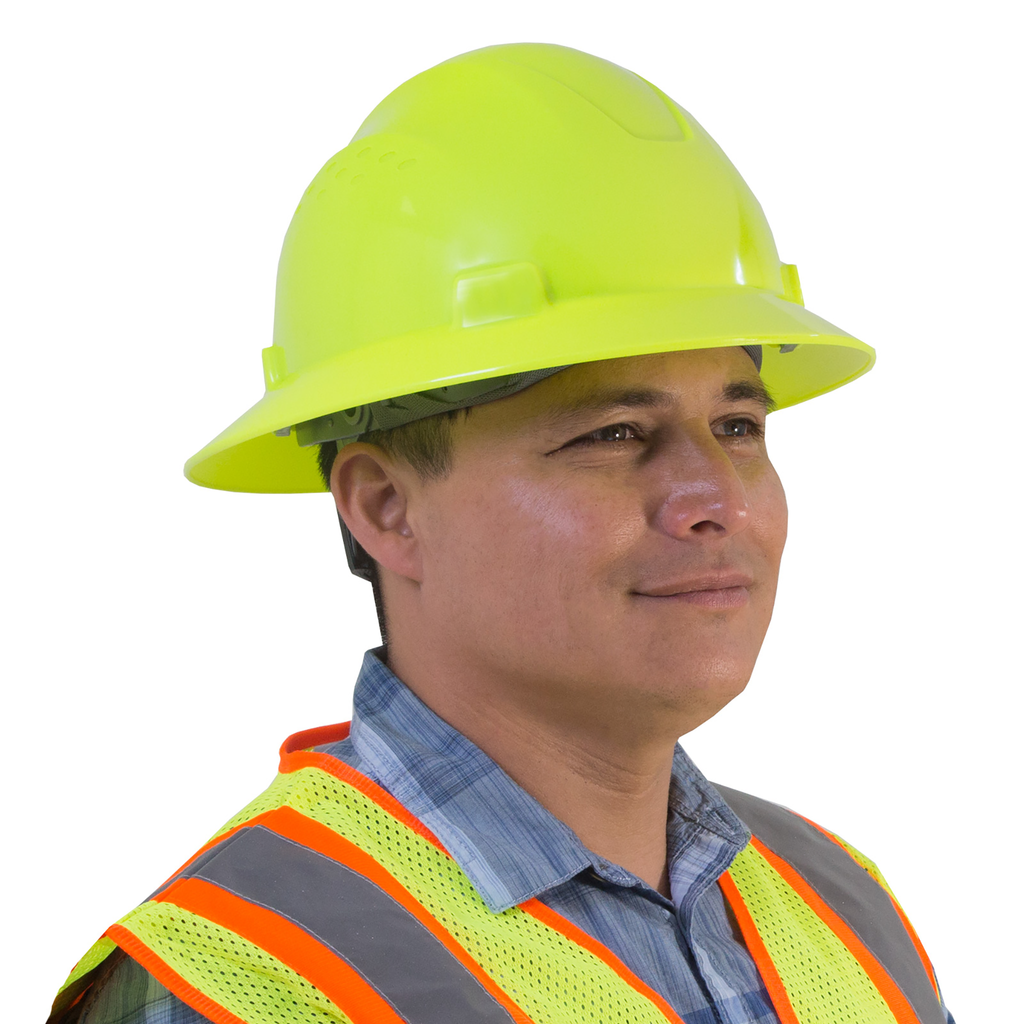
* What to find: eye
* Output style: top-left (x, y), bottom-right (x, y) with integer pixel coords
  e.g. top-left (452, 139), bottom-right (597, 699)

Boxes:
top-left (716, 417), bottom-right (765, 440)
top-left (568, 422), bottom-right (642, 446)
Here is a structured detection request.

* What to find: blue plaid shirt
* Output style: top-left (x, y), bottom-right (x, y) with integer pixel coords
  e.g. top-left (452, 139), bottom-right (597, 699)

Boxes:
top-left (74, 650), bottom-right (953, 1023)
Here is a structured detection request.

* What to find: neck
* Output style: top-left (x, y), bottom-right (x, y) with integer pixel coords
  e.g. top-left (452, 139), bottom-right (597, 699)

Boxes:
top-left (489, 710), bottom-right (678, 896)
top-left (386, 639), bottom-right (688, 897)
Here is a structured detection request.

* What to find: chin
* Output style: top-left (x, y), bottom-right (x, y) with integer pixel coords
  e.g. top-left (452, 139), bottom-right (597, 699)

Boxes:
top-left (629, 644), bottom-right (757, 717)
top-left (635, 631), bottom-right (761, 681)
top-left (558, 652), bottom-right (753, 733)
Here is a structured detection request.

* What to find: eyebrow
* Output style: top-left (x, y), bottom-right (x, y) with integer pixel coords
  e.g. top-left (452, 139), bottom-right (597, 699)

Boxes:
top-left (540, 377), bottom-right (777, 424)
top-left (541, 385), bottom-right (676, 421)
top-left (722, 378), bottom-right (778, 412)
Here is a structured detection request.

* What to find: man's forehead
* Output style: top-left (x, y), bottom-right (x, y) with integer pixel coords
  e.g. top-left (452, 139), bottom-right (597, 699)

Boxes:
top-left (529, 349), bottom-right (776, 420)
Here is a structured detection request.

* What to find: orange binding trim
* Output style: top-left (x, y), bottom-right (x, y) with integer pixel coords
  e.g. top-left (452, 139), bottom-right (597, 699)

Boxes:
top-left (718, 872), bottom-right (800, 1024)
top-left (879, 895), bottom-right (940, 1000)
top-left (750, 837), bottom-right (922, 1024)
top-left (61, 989), bottom-right (87, 1014)
top-left (106, 923), bottom-right (248, 1024)
top-left (279, 721), bottom-right (352, 755)
top-left (155, 876), bottom-right (407, 1024)
top-left (793, 812), bottom-right (940, 1000)
top-left (522, 898), bottom-right (686, 1024)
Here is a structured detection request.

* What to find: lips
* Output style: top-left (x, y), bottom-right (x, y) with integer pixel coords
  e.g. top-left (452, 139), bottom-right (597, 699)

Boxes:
top-left (632, 572), bottom-right (754, 598)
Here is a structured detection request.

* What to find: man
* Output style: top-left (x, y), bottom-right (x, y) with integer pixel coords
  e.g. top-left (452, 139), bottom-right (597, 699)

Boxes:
top-left (49, 42), bottom-right (954, 1024)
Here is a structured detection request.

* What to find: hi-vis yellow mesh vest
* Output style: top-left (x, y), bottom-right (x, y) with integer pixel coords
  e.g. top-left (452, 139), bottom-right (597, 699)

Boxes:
top-left (51, 725), bottom-right (946, 1024)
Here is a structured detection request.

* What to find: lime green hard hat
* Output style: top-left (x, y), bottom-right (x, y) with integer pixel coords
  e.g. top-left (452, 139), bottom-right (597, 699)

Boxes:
top-left (185, 42), bottom-right (874, 494)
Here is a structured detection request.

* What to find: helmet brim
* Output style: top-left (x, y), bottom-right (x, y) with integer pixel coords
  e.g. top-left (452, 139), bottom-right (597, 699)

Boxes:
top-left (184, 287), bottom-right (874, 493)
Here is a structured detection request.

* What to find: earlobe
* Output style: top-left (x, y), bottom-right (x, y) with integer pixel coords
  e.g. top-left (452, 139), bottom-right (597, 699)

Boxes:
top-left (330, 445), bottom-right (422, 581)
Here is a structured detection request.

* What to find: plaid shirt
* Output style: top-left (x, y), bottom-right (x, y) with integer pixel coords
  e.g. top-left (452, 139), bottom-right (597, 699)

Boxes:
top-left (72, 650), bottom-right (954, 1023)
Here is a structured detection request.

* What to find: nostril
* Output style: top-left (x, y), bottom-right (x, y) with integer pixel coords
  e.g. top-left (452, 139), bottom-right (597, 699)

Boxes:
top-left (689, 518), bottom-right (730, 536)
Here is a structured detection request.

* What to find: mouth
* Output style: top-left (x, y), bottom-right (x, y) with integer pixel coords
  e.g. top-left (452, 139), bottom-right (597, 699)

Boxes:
top-left (631, 573), bottom-right (753, 609)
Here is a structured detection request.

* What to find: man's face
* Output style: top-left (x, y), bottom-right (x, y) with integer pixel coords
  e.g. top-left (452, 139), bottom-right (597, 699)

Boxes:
top-left (405, 347), bottom-right (788, 736)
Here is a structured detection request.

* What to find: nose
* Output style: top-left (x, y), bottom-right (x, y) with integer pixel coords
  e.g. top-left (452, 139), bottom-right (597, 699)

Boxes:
top-left (652, 433), bottom-right (752, 540)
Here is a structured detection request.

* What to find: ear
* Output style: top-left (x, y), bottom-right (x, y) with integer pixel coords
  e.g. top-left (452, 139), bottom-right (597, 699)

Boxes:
top-left (330, 443), bottom-right (422, 582)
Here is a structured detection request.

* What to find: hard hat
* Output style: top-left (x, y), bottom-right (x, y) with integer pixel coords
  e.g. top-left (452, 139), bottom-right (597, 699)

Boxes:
top-left (185, 42), bottom-right (874, 494)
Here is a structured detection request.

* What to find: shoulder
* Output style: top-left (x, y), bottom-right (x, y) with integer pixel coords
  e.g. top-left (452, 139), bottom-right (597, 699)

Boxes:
top-left (712, 782), bottom-right (902, 900)
top-left (712, 783), bottom-right (954, 1023)
top-left (714, 782), bottom-right (878, 869)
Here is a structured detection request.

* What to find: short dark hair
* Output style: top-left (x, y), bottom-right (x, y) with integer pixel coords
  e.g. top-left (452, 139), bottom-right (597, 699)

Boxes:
top-left (316, 408), bottom-right (465, 490)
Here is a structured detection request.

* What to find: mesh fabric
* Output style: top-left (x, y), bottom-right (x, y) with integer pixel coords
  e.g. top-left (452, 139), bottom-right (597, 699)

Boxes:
top-left (727, 844), bottom-right (897, 1024)
top-left (213, 766), bottom-right (677, 1023)
top-left (825, 827), bottom-right (939, 1002)
top-left (58, 936), bottom-right (119, 994)
top-left (118, 901), bottom-right (352, 1024)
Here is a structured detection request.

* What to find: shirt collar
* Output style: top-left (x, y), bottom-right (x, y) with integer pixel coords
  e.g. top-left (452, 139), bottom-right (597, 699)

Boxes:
top-left (348, 649), bottom-right (750, 913)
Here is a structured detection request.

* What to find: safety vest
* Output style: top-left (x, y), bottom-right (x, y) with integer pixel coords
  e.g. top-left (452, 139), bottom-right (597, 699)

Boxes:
top-left (51, 724), bottom-right (946, 1024)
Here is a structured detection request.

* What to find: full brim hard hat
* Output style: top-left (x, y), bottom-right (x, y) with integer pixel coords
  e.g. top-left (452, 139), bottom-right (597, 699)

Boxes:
top-left (186, 292), bottom-right (871, 493)
top-left (184, 44), bottom-right (875, 494)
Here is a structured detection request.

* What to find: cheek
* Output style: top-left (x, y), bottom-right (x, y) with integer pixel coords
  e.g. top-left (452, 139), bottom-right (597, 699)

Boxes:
top-left (751, 464), bottom-right (788, 564)
top-left (439, 471), bottom-right (642, 598)
top-left (505, 473), bottom-right (644, 569)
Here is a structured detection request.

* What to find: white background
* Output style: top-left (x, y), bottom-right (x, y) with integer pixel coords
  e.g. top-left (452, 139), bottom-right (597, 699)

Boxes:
top-left (4, 2), bottom-right (1017, 1020)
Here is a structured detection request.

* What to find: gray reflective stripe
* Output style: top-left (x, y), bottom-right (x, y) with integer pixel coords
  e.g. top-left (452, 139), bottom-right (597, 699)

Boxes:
top-left (178, 825), bottom-right (515, 1024)
top-left (715, 785), bottom-right (945, 1024)
top-left (147, 831), bottom-right (249, 901)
